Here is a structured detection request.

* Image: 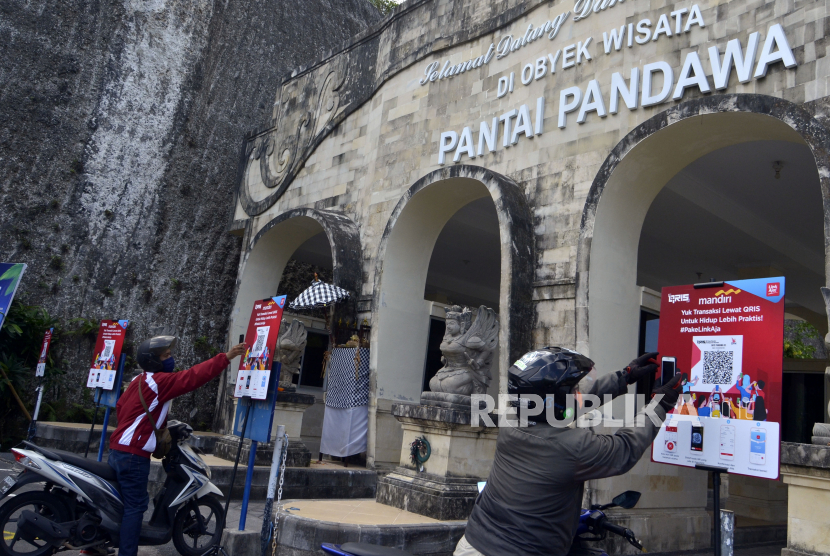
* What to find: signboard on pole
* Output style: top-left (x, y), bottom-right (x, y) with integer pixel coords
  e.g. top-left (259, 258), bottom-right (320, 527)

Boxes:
top-left (233, 363), bottom-right (281, 442)
top-left (94, 354), bottom-right (125, 408)
top-left (234, 296), bottom-right (286, 400)
top-left (86, 320), bottom-right (129, 390)
top-left (652, 278), bottom-right (785, 479)
top-left (0, 263), bottom-right (26, 331)
top-left (35, 328), bottom-right (54, 377)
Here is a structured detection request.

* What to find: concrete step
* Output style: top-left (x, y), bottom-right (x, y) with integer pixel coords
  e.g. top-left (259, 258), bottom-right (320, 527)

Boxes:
top-left (32, 421), bottom-right (223, 454)
top-left (30, 423), bottom-right (377, 501)
top-left (150, 455), bottom-right (377, 501)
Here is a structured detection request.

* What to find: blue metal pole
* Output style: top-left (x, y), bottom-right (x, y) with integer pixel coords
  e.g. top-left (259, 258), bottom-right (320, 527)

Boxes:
top-left (97, 354), bottom-right (126, 462)
top-left (97, 407), bottom-right (110, 462)
top-left (239, 439), bottom-right (258, 530)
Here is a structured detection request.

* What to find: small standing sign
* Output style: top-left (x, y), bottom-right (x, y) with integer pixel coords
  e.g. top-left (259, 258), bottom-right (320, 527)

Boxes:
top-left (35, 328), bottom-right (53, 377)
top-left (87, 320), bottom-right (129, 390)
top-left (234, 297), bottom-right (286, 399)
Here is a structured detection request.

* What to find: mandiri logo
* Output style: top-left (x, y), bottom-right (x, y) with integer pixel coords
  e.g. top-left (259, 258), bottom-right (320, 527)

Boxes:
top-left (766, 282), bottom-right (780, 296)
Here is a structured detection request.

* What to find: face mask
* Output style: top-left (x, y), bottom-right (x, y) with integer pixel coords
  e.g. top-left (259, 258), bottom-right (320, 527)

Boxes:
top-left (162, 357), bottom-right (175, 372)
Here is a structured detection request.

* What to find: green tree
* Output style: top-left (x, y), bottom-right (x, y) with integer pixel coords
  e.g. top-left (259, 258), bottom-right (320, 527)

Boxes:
top-left (369, 0), bottom-right (398, 15)
top-left (783, 320), bottom-right (821, 359)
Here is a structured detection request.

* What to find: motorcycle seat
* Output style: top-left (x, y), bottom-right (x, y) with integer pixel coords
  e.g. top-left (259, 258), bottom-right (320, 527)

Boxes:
top-left (21, 441), bottom-right (117, 481)
top-left (340, 543), bottom-right (412, 556)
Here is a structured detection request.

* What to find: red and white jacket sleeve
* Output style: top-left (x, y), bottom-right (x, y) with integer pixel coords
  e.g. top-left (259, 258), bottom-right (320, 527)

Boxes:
top-left (109, 354), bottom-right (230, 458)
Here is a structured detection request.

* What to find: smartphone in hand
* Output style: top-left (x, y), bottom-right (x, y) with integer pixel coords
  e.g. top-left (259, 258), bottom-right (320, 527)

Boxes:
top-left (661, 357), bottom-right (677, 386)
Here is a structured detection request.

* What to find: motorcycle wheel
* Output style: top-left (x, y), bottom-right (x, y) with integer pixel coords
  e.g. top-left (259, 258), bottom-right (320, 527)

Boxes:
top-left (0, 491), bottom-right (70, 556)
top-left (171, 496), bottom-right (224, 556)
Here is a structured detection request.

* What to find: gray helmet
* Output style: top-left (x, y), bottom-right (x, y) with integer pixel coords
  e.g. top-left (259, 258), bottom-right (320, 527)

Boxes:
top-left (136, 336), bottom-right (177, 372)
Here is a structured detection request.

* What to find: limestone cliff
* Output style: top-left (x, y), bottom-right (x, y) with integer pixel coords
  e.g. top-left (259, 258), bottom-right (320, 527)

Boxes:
top-left (0, 0), bottom-right (382, 428)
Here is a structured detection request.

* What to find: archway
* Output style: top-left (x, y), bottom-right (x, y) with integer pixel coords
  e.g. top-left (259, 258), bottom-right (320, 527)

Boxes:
top-left (577, 95), bottom-right (830, 371)
top-left (216, 208), bottom-right (362, 432)
top-left (368, 165), bottom-right (534, 466)
top-left (575, 94), bottom-right (830, 550)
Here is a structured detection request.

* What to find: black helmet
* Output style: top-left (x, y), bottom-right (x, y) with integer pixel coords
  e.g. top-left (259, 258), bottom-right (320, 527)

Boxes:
top-left (136, 336), bottom-right (177, 373)
top-left (508, 347), bottom-right (595, 422)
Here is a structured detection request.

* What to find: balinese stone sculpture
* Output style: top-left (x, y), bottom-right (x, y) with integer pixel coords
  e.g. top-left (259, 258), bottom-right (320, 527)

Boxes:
top-left (277, 319), bottom-right (308, 391)
top-left (429, 305), bottom-right (499, 396)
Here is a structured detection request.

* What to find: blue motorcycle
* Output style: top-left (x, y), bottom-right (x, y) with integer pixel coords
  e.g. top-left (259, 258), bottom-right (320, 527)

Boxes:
top-left (321, 490), bottom-right (645, 556)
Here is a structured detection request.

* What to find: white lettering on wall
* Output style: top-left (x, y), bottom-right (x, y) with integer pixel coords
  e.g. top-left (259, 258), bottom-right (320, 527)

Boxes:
top-left (429, 2), bottom-right (799, 164)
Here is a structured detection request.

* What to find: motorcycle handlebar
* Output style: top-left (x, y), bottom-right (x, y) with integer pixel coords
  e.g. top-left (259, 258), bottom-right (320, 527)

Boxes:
top-left (602, 522), bottom-right (628, 537)
top-left (602, 521), bottom-right (643, 551)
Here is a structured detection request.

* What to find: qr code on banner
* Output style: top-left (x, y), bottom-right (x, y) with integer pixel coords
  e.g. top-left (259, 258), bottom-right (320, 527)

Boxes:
top-left (252, 333), bottom-right (266, 354)
top-left (703, 351), bottom-right (734, 384)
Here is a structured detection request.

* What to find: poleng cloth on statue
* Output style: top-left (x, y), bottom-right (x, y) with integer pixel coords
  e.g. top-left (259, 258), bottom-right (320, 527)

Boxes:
top-left (320, 347), bottom-right (369, 458)
top-left (325, 347), bottom-right (369, 408)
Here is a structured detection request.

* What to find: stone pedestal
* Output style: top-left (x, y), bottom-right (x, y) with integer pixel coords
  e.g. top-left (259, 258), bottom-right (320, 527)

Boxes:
top-left (780, 442), bottom-right (830, 556)
top-left (214, 393), bottom-right (316, 467)
top-left (375, 400), bottom-right (497, 521)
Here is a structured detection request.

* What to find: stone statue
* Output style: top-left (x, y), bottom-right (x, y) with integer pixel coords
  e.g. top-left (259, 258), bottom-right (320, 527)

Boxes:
top-left (429, 305), bottom-right (499, 396)
top-left (277, 319), bottom-right (308, 391)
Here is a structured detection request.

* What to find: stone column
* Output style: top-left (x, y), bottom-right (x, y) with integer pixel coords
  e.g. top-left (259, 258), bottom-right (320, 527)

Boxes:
top-left (780, 442), bottom-right (830, 556)
top-left (375, 401), bottom-right (497, 521)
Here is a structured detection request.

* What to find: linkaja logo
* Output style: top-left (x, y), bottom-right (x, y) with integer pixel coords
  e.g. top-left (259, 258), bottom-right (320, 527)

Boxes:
top-left (669, 293), bottom-right (690, 303)
top-left (767, 282), bottom-right (780, 296)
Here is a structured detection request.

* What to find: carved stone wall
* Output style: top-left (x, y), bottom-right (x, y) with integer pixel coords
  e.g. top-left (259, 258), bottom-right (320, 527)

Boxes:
top-left (0, 0), bottom-right (381, 425)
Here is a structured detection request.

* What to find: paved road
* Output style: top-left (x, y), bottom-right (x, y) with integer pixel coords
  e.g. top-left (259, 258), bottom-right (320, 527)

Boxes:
top-left (0, 455), bottom-right (787, 556)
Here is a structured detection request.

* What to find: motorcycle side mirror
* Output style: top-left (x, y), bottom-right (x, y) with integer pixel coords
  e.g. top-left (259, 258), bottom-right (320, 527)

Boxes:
top-left (611, 491), bottom-right (641, 509)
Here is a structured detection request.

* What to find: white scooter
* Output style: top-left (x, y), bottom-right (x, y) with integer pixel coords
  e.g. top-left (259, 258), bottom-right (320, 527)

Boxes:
top-left (0, 421), bottom-right (224, 556)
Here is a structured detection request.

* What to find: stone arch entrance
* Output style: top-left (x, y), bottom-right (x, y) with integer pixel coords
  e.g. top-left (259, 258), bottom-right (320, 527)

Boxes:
top-left (576, 94), bottom-right (830, 371)
top-left (216, 208), bottom-right (362, 430)
top-left (573, 94), bottom-right (830, 541)
top-left (367, 165), bottom-right (534, 466)
top-left (231, 208), bottom-right (362, 342)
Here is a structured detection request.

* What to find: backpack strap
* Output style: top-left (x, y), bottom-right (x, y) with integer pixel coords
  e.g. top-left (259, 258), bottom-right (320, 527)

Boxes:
top-left (137, 373), bottom-right (161, 436)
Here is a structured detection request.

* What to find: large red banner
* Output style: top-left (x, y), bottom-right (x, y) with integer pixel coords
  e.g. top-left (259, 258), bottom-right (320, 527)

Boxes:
top-left (652, 277), bottom-right (784, 479)
top-left (86, 320), bottom-right (129, 390)
top-left (234, 296), bottom-right (286, 400)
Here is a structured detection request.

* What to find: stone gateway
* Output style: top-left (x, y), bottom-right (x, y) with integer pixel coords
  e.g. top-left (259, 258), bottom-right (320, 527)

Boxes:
top-left (227, 0), bottom-right (830, 551)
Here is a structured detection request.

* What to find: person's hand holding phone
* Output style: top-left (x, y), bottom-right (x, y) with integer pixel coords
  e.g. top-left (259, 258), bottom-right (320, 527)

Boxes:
top-left (226, 343), bottom-right (246, 360)
top-left (652, 374), bottom-right (683, 411)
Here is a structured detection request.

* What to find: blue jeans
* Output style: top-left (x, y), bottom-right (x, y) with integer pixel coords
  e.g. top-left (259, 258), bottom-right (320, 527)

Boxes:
top-left (108, 450), bottom-right (150, 556)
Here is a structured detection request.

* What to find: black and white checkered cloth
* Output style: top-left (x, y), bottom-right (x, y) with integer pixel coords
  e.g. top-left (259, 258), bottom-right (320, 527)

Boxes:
top-left (289, 280), bottom-right (350, 310)
top-left (325, 347), bottom-right (370, 408)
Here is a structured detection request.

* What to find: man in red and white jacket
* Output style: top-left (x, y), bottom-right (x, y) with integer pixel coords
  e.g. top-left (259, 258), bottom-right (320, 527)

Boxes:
top-left (106, 335), bottom-right (245, 556)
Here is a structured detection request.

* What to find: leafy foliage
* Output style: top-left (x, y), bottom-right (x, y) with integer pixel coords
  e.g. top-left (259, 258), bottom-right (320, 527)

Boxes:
top-left (783, 320), bottom-right (821, 359)
top-left (194, 336), bottom-right (219, 357)
top-left (0, 301), bottom-right (63, 446)
top-left (368, 0), bottom-right (398, 15)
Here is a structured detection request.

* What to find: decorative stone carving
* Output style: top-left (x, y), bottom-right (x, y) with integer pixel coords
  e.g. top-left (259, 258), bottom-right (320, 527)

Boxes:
top-left (429, 305), bottom-right (499, 397)
top-left (821, 287), bottom-right (830, 353)
top-left (277, 319), bottom-right (308, 392)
